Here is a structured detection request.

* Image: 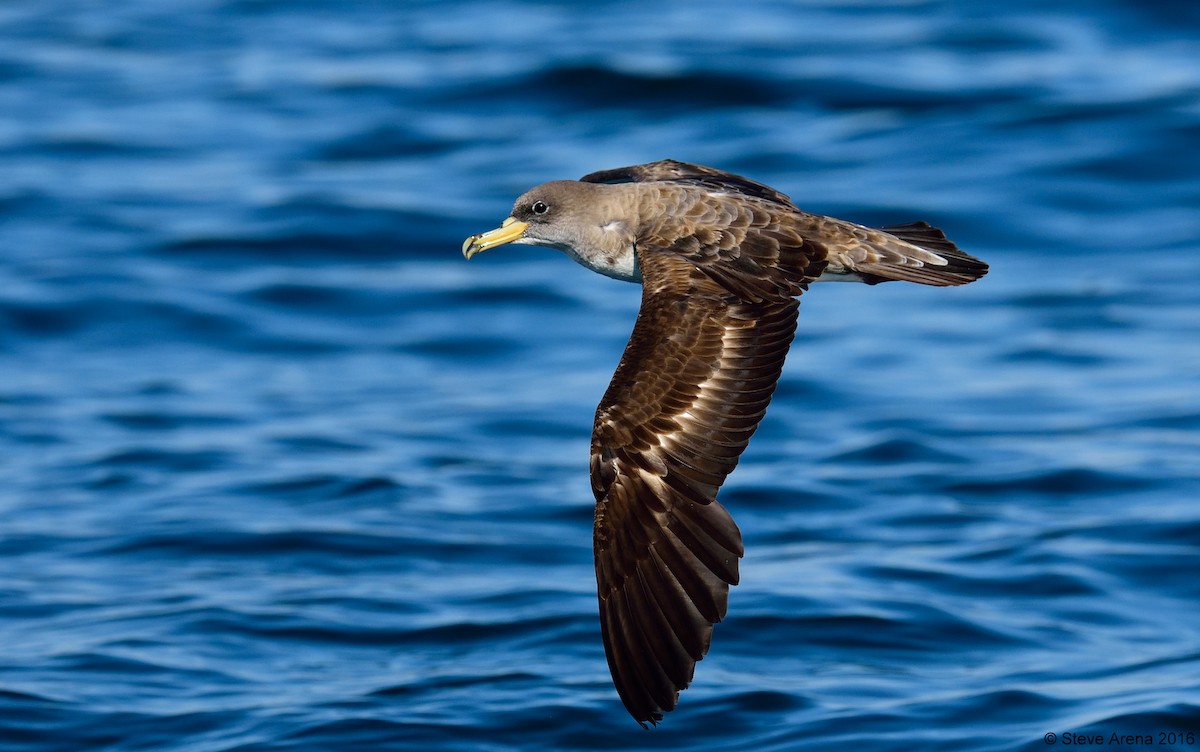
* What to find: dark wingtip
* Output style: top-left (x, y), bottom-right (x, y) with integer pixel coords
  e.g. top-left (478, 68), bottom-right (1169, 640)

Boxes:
top-left (636, 710), bottom-right (664, 729)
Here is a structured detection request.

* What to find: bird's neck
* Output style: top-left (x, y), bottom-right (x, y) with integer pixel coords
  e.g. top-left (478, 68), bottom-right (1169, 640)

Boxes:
top-left (561, 185), bottom-right (645, 282)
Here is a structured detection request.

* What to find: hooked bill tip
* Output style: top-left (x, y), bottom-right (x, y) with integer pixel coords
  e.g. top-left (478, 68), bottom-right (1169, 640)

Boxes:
top-left (462, 235), bottom-right (480, 259)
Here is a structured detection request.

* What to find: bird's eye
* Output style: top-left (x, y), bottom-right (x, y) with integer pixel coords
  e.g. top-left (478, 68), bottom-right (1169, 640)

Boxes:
top-left (531, 200), bottom-right (550, 215)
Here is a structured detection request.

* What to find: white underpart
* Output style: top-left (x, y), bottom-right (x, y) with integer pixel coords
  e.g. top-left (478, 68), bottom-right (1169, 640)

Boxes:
top-left (814, 270), bottom-right (869, 283)
top-left (561, 236), bottom-right (640, 282)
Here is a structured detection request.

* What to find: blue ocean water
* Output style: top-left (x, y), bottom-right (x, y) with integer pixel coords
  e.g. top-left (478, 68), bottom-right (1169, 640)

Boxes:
top-left (2, 1), bottom-right (1199, 749)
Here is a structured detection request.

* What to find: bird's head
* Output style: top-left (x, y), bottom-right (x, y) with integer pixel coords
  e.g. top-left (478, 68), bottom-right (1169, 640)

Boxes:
top-left (462, 181), bottom-right (640, 281)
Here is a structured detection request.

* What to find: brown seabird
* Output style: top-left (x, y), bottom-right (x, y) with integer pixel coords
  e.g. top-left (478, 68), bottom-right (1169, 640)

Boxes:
top-left (461, 159), bottom-right (988, 726)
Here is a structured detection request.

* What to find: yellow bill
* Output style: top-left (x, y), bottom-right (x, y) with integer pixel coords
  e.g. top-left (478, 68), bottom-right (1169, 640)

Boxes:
top-left (462, 217), bottom-right (529, 259)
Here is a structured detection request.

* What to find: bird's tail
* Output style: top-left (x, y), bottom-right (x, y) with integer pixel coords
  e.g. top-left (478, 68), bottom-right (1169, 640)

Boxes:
top-left (817, 221), bottom-right (989, 287)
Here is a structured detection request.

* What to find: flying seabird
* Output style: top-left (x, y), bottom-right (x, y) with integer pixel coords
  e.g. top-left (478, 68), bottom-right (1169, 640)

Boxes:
top-left (461, 160), bottom-right (988, 726)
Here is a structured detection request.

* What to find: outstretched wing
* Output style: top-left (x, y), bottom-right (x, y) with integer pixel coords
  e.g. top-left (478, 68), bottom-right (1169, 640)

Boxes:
top-left (590, 248), bottom-right (800, 726)
top-left (580, 159), bottom-right (796, 207)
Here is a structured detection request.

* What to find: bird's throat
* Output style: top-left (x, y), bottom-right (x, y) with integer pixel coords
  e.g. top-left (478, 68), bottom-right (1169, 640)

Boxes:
top-left (565, 243), bottom-right (641, 283)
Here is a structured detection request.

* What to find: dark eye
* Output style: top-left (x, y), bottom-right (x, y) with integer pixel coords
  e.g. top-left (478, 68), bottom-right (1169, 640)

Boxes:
top-left (531, 200), bottom-right (549, 215)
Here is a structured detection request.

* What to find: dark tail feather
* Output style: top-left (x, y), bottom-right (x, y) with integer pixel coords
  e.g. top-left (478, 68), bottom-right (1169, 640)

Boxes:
top-left (855, 221), bottom-right (989, 287)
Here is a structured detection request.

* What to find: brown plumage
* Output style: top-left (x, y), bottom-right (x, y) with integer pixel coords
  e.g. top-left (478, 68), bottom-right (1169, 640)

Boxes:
top-left (462, 160), bottom-right (988, 726)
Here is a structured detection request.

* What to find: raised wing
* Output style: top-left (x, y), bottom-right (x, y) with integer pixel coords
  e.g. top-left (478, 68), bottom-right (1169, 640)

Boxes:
top-left (580, 159), bottom-right (795, 207)
top-left (590, 249), bottom-right (800, 725)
